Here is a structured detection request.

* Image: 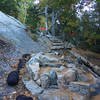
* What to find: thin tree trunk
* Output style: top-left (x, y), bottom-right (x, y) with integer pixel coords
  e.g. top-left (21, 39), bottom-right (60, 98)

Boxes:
top-left (52, 10), bottom-right (55, 36)
top-left (45, 5), bottom-right (48, 34)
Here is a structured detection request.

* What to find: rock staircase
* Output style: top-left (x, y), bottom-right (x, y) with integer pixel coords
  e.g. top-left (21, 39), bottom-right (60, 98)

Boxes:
top-left (50, 37), bottom-right (65, 51)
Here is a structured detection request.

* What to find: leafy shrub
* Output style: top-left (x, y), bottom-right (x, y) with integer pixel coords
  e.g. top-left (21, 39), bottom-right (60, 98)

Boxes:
top-left (32, 34), bottom-right (38, 41)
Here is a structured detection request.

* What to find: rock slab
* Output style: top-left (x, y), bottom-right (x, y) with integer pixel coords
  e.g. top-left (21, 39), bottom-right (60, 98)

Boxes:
top-left (68, 82), bottom-right (90, 98)
top-left (23, 80), bottom-right (43, 95)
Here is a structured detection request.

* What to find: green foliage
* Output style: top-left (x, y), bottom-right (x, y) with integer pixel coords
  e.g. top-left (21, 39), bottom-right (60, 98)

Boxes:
top-left (0, 0), bottom-right (17, 17)
top-left (26, 6), bottom-right (40, 32)
top-left (32, 34), bottom-right (38, 41)
top-left (40, 0), bottom-right (78, 10)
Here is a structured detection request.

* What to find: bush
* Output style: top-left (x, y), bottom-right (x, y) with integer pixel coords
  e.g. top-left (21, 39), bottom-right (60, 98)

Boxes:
top-left (32, 34), bottom-right (38, 41)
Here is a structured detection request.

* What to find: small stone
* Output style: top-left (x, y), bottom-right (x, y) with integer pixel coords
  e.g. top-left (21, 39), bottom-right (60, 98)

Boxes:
top-left (49, 70), bottom-right (57, 85)
top-left (68, 82), bottom-right (90, 98)
top-left (40, 74), bottom-right (50, 89)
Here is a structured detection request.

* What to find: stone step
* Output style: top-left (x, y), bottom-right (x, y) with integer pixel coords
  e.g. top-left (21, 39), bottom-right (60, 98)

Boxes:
top-left (52, 40), bottom-right (63, 43)
top-left (51, 46), bottom-right (64, 50)
top-left (52, 43), bottom-right (64, 46)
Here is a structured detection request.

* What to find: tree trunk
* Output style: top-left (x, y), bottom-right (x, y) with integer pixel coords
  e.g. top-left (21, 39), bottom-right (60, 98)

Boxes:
top-left (52, 10), bottom-right (55, 36)
top-left (45, 5), bottom-right (48, 34)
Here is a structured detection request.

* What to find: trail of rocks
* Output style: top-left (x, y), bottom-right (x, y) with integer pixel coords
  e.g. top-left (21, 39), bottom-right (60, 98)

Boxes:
top-left (0, 36), bottom-right (100, 100)
top-left (22, 50), bottom-right (100, 100)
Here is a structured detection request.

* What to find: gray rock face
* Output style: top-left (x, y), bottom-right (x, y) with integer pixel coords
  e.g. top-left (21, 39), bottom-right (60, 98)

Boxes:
top-left (22, 80), bottom-right (43, 95)
top-left (68, 82), bottom-right (90, 98)
top-left (49, 70), bottom-right (57, 85)
top-left (40, 74), bottom-right (50, 89)
top-left (0, 11), bottom-right (44, 53)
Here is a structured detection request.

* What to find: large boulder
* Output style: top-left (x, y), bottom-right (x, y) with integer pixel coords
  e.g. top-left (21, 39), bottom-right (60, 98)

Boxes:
top-left (0, 11), bottom-right (44, 53)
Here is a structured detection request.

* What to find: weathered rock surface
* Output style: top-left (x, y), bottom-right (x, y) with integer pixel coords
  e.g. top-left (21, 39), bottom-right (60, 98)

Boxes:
top-left (23, 80), bottom-right (43, 95)
top-left (68, 82), bottom-right (90, 98)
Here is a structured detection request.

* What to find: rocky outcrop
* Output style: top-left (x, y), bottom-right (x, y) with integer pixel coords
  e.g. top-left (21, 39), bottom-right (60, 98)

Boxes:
top-left (0, 11), bottom-right (45, 53)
